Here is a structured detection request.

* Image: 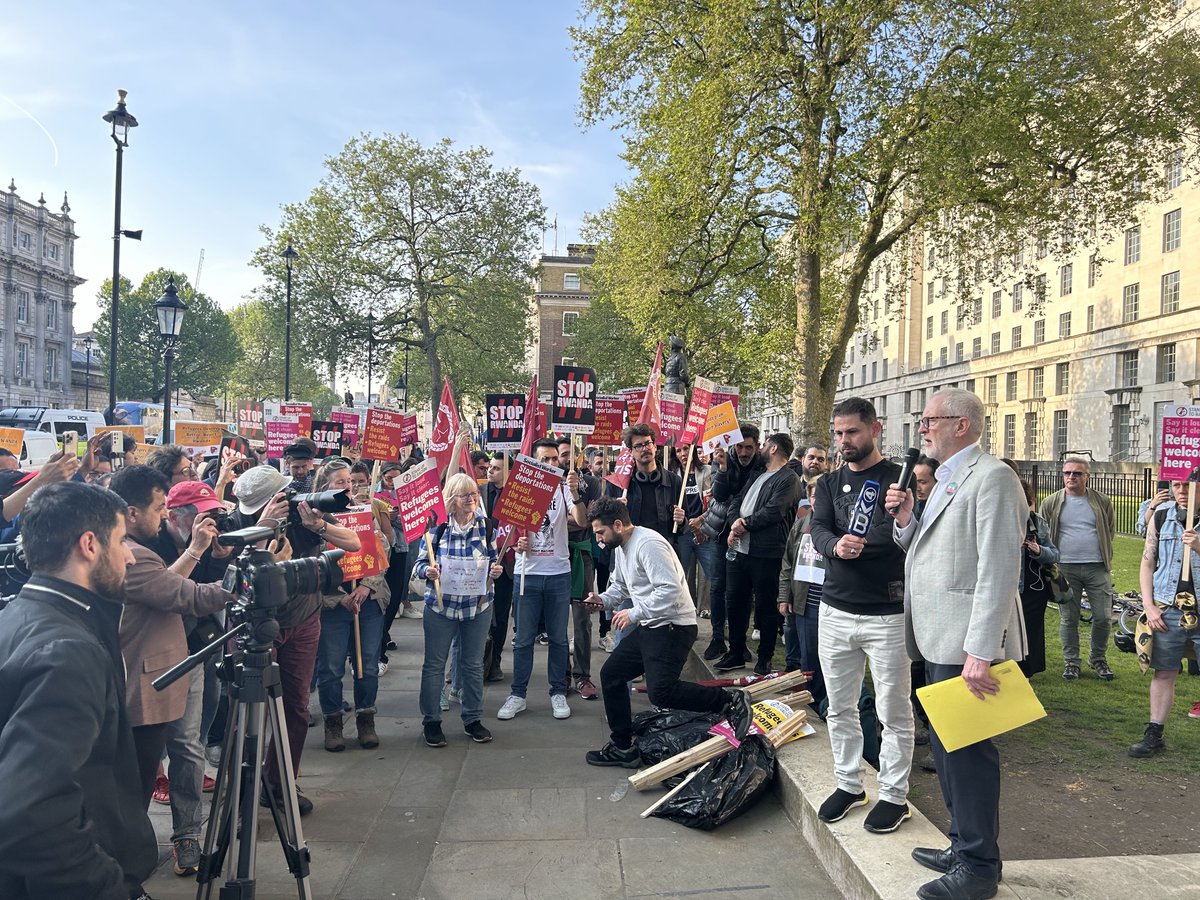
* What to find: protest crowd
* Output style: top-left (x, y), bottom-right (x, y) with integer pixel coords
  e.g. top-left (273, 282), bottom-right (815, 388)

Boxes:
top-left (0, 347), bottom-right (1196, 900)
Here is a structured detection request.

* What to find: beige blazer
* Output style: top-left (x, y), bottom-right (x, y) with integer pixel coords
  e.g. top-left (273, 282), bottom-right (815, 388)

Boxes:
top-left (894, 446), bottom-right (1028, 666)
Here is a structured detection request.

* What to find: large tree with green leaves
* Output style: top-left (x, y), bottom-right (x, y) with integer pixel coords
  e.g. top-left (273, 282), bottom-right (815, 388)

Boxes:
top-left (573, 0), bottom-right (1200, 442)
top-left (254, 134), bottom-right (546, 416)
top-left (94, 268), bottom-right (241, 404)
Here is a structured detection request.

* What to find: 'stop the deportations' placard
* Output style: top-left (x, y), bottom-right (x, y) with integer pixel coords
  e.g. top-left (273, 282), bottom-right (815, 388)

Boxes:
top-left (551, 365), bottom-right (597, 434)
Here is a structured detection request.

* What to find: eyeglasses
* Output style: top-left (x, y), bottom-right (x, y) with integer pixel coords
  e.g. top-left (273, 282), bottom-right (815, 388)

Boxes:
top-left (631, 440), bottom-right (655, 450)
top-left (454, 493), bottom-right (481, 502)
top-left (917, 415), bottom-right (963, 429)
top-left (1061, 471), bottom-right (1087, 478)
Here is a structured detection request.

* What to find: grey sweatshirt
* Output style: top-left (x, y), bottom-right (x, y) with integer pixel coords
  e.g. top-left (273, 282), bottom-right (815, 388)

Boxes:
top-left (599, 526), bottom-right (697, 628)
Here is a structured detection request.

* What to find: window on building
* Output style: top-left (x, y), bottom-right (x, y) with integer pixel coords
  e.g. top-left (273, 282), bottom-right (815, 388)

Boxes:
top-left (925, 350), bottom-right (933, 368)
top-left (1163, 208), bottom-right (1182, 252)
top-left (46, 242), bottom-right (59, 261)
top-left (1122, 283), bottom-right (1140, 323)
top-left (882, 359), bottom-right (889, 379)
top-left (1056, 362), bottom-right (1070, 395)
top-left (902, 422), bottom-right (911, 449)
top-left (883, 324), bottom-right (890, 345)
top-left (1024, 412), bottom-right (1039, 458)
top-left (1088, 253), bottom-right (1098, 287)
top-left (966, 378), bottom-right (976, 395)
top-left (926, 316), bottom-right (934, 339)
top-left (1124, 225), bottom-right (1141, 265)
top-left (1112, 405), bottom-right (1132, 458)
top-left (1034, 273), bottom-right (1047, 306)
top-left (940, 310), bottom-right (948, 335)
top-left (17, 290), bottom-right (29, 323)
top-left (972, 337), bottom-right (982, 359)
top-left (1012, 282), bottom-right (1023, 311)
top-left (991, 331), bottom-right (1001, 354)
top-left (563, 273), bottom-right (581, 291)
top-left (16, 342), bottom-right (29, 378)
top-left (1162, 271), bottom-right (1181, 313)
top-left (983, 416), bottom-right (993, 453)
top-left (1053, 409), bottom-right (1069, 459)
top-left (927, 245), bottom-right (936, 268)
top-left (1166, 148), bottom-right (1184, 190)
top-left (927, 281), bottom-right (935, 304)
top-left (939, 347), bottom-right (948, 366)
top-left (1032, 367), bottom-right (1045, 398)
top-left (44, 346), bottom-right (59, 382)
top-left (991, 291), bottom-right (1002, 318)
top-left (849, 372), bottom-right (855, 388)
top-left (1011, 325), bottom-right (1022, 349)
top-left (955, 342), bottom-right (964, 362)
top-left (1004, 414), bottom-right (1016, 457)
top-left (871, 361), bottom-right (878, 382)
top-left (1118, 349), bottom-right (1139, 388)
top-left (1036, 237), bottom-right (1048, 260)
top-left (1060, 264), bottom-right (1073, 296)
top-left (1012, 247), bottom-right (1024, 269)
top-left (562, 311), bottom-right (579, 335)
top-left (986, 375), bottom-right (997, 404)
top-left (1058, 311), bottom-right (1071, 338)
top-left (18, 231), bottom-right (29, 250)
top-left (1157, 343), bottom-right (1177, 383)
top-left (1006, 372), bottom-right (1018, 401)
top-left (873, 268), bottom-right (881, 290)
top-left (47, 299), bottom-right (59, 332)
top-left (1087, 305), bottom-right (1095, 331)
top-left (1033, 319), bottom-right (1045, 344)
top-left (861, 364), bottom-right (867, 384)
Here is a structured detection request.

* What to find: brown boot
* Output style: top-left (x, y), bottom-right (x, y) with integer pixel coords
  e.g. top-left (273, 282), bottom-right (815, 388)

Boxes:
top-left (356, 712), bottom-right (379, 749)
top-left (323, 714), bottom-right (345, 752)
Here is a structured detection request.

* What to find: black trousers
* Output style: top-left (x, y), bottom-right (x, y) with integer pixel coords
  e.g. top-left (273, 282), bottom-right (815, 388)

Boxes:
top-left (925, 661), bottom-right (1001, 880)
top-left (600, 622), bottom-right (728, 748)
top-left (725, 553), bottom-right (783, 663)
top-left (487, 573), bottom-right (514, 674)
top-left (131, 722), bottom-right (169, 809)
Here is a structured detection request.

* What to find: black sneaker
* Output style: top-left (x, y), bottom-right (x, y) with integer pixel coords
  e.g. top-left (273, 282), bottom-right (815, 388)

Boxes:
top-left (1089, 659), bottom-right (1115, 681)
top-left (424, 722), bottom-right (448, 747)
top-left (817, 788), bottom-right (868, 823)
top-left (702, 637), bottom-right (727, 661)
top-left (259, 782), bottom-right (313, 816)
top-left (713, 652), bottom-right (746, 672)
top-left (863, 799), bottom-right (912, 833)
top-left (464, 721), bottom-right (493, 743)
top-left (753, 660), bottom-right (771, 676)
top-left (585, 741), bottom-right (641, 768)
top-left (1062, 662), bottom-right (1080, 680)
top-left (722, 689), bottom-right (755, 741)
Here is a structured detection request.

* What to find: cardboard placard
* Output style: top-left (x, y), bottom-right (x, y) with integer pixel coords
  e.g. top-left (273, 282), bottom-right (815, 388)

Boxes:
top-left (618, 387), bottom-right (646, 425)
top-left (174, 422), bottom-right (224, 448)
top-left (394, 459), bottom-right (447, 543)
top-left (660, 391), bottom-right (686, 444)
top-left (400, 412), bottom-right (419, 445)
top-left (711, 384), bottom-right (740, 412)
top-left (552, 365), bottom-right (597, 434)
top-left (492, 453), bottom-right (564, 530)
top-left (331, 508), bottom-right (386, 580)
top-left (219, 435), bottom-right (252, 467)
top-left (265, 415), bottom-right (301, 460)
top-left (309, 421), bottom-right (345, 458)
top-left (0, 427), bottom-right (23, 456)
top-left (361, 406), bottom-right (410, 461)
top-left (680, 377), bottom-right (715, 446)
top-left (590, 395), bottom-right (626, 447)
top-left (236, 401), bottom-right (265, 441)
top-left (486, 392), bottom-right (526, 450)
top-left (701, 401), bottom-right (743, 454)
top-left (265, 401), bottom-right (313, 436)
top-left (329, 407), bottom-right (361, 448)
top-left (1160, 405), bottom-right (1200, 481)
top-left (96, 424), bottom-right (147, 444)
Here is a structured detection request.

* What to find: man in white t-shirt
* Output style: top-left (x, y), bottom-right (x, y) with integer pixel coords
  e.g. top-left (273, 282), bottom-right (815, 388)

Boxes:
top-left (497, 439), bottom-right (589, 721)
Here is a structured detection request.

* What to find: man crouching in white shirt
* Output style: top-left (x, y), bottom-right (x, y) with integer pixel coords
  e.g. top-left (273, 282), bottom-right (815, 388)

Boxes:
top-left (582, 496), bottom-right (753, 767)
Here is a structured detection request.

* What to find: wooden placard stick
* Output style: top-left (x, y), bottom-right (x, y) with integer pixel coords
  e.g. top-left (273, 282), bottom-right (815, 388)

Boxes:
top-left (629, 734), bottom-right (731, 791)
top-left (640, 767), bottom-right (702, 818)
top-left (370, 458), bottom-right (382, 495)
top-left (1181, 482), bottom-right (1196, 584)
top-left (353, 609), bottom-right (364, 679)
top-left (673, 445), bottom-right (694, 534)
top-left (425, 532), bottom-right (443, 612)
top-left (742, 669), bottom-right (808, 699)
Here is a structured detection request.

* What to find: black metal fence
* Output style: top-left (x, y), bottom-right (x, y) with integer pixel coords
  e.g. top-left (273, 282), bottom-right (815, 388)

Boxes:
top-left (1016, 464), bottom-right (1158, 536)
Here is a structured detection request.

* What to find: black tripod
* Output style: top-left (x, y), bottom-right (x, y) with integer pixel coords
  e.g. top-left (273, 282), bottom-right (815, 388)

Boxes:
top-left (155, 613), bottom-right (312, 900)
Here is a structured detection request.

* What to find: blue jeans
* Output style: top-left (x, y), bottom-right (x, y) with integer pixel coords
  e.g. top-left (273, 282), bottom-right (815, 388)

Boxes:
top-left (164, 666), bottom-right (205, 841)
top-left (420, 609), bottom-right (490, 724)
top-left (317, 601), bottom-right (384, 715)
top-left (782, 611), bottom-right (802, 671)
top-left (510, 571), bottom-right (571, 697)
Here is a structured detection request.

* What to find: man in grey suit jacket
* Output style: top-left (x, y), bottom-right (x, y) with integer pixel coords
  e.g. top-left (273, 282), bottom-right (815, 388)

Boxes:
top-left (886, 388), bottom-right (1027, 900)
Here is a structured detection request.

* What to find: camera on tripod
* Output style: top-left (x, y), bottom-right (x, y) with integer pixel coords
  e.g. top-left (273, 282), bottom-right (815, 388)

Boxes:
top-left (218, 522), bottom-right (345, 624)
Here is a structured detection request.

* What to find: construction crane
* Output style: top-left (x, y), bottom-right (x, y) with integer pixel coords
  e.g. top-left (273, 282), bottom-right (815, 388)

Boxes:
top-left (193, 248), bottom-right (205, 294)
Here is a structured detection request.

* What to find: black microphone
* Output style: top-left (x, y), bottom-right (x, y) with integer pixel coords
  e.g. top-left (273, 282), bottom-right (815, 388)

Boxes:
top-left (887, 447), bottom-right (921, 513)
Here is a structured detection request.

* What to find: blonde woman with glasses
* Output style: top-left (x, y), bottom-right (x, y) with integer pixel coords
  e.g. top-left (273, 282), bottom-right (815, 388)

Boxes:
top-left (414, 472), bottom-right (503, 747)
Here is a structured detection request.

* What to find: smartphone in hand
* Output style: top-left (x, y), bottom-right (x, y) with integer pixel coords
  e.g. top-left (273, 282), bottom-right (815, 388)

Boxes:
top-left (62, 430), bottom-right (79, 458)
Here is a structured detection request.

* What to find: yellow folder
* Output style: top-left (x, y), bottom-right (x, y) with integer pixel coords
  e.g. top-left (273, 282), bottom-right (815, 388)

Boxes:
top-left (915, 660), bottom-right (1047, 752)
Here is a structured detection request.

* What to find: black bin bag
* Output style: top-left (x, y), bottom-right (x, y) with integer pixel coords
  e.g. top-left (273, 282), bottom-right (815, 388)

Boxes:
top-left (650, 734), bottom-right (776, 831)
top-left (631, 708), bottom-right (722, 766)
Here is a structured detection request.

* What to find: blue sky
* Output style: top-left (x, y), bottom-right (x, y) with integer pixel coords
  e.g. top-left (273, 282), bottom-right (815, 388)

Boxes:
top-left (3, 1), bottom-right (626, 335)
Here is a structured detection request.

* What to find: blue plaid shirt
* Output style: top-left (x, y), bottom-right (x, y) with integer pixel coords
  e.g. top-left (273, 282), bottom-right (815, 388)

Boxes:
top-left (414, 514), bottom-right (496, 621)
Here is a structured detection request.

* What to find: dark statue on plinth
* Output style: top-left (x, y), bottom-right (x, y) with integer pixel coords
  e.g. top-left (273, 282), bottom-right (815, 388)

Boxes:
top-left (664, 334), bottom-right (690, 397)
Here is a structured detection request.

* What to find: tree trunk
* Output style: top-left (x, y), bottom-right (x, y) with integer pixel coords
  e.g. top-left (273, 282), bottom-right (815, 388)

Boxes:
top-left (426, 338), bottom-right (441, 421)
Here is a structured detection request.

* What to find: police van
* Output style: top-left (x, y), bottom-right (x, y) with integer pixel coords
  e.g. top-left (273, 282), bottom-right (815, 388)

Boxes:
top-left (0, 408), bottom-right (107, 442)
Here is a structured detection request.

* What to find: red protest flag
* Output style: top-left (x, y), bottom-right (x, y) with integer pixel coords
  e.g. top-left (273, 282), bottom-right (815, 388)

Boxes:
top-left (429, 376), bottom-right (461, 472)
top-left (605, 445), bottom-right (636, 491)
top-left (636, 341), bottom-right (664, 439)
top-left (518, 374), bottom-right (541, 457)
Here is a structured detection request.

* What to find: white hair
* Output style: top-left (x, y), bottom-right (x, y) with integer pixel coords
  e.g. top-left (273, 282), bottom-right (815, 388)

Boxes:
top-left (932, 388), bottom-right (984, 439)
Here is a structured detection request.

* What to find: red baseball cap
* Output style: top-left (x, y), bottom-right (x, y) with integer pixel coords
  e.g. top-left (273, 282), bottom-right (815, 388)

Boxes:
top-left (166, 480), bottom-right (226, 513)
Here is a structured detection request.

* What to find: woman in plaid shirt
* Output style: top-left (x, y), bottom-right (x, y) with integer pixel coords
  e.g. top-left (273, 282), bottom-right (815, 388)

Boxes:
top-left (415, 472), bottom-right (503, 747)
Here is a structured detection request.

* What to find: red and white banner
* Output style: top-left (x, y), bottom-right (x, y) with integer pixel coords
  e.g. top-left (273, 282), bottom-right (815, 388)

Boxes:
top-left (680, 376), bottom-right (715, 446)
top-left (711, 384), bottom-right (740, 413)
top-left (265, 415), bottom-right (300, 460)
top-left (605, 446), bottom-right (636, 492)
top-left (394, 459), bottom-right (447, 543)
top-left (493, 454), bottom-right (565, 530)
top-left (361, 406), bottom-right (410, 461)
top-left (331, 509), bottom-right (386, 580)
top-left (590, 395), bottom-right (626, 447)
top-left (329, 407), bottom-right (361, 448)
top-left (660, 391), bottom-right (686, 445)
top-left (1160, 405), bottom-right (1200, 481)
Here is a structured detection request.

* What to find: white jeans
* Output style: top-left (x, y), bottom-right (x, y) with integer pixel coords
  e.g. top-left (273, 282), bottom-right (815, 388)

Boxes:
top-left (817, 605), bottom-right (914, 805)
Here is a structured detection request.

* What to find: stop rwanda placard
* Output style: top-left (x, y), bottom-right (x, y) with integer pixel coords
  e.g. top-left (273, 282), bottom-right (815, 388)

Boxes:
top-left (552, 365), bottom-right (597, 434)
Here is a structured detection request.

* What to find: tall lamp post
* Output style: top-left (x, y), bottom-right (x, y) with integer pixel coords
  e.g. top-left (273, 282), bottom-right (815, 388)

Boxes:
top-left (153, 277), bottom-right (188, 445)
top-left (282, 243), bottom-right (298, 400)
top-left (102, 90), bottom-right (139, 423)
top-left (83, 336), bottom-right (94, 409)
top-left (366, 312), bottom-right (376, 403)
top-left (392, 375), bottom-right (407, 409)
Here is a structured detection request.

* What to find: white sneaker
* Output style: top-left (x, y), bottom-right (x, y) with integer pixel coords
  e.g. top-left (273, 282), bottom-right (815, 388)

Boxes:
top-left (599, 635), bottom-right (615, 653)
top-left (497, 695), bottom-right (526, 720)
top-left (377, 660), bottom-right (388, 676)
top-left (551, 694), bottom-right (571, 719)
top-left (401, 604), bottom-right (424, 619)
top-left (751, 629), bottom-right (761, 641)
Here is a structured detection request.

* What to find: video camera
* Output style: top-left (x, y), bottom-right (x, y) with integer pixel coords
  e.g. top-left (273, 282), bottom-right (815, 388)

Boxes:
top-left (283, 487), bottom-right (352, 531)
top-left (218, 523), bottom-right (345, 621)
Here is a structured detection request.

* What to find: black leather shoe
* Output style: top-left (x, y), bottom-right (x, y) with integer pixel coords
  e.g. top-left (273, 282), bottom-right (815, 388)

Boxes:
top-left (916, 863), bottom-right (998, 900)
top-left (912, 846), bottom-right (955, 874)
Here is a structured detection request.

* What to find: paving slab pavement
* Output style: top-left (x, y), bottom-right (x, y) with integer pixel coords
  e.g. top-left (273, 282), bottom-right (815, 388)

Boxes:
top-left (144, 617), bottom-right (841, 900)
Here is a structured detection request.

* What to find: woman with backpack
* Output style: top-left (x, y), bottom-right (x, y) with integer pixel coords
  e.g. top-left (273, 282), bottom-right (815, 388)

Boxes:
top-left (415, 472), bottom-right (503, 748)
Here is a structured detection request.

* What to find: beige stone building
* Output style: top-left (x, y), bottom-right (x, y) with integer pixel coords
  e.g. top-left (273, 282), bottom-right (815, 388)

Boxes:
top-left (528, 243), bottom-right (595, 389)
top-left (836, 173), bottom-right (1200, 464)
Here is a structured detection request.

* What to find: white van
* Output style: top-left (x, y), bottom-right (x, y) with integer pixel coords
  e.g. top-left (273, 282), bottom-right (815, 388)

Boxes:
top-left (18, 431), bottom-right (58, 468)
top-left (0, 407), bottom-right (107, 442)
